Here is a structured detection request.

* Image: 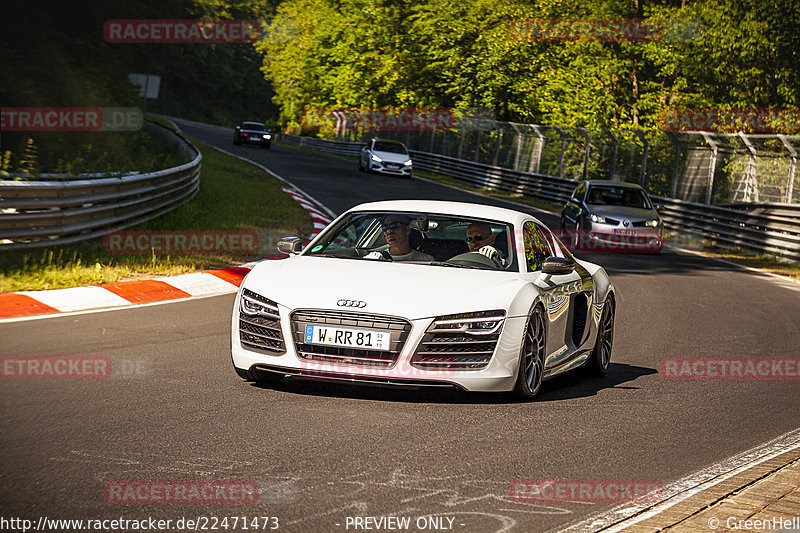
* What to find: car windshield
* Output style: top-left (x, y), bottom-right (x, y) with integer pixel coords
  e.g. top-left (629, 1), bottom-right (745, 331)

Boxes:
top-left (587, 186), bottom-right (652, 209)
top-left (372, 141), bottom-right (407, 154)
top-left (305, 211), bottom-right (516, 271)
top-left (241, 122), bottom-right (266, 131)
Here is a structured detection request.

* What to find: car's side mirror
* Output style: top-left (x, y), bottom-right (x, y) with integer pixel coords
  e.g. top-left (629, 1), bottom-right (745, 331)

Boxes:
top-left (541, 256), bottom-right (574, 275)
top-left (653, 203), bottom-right (663, 211)
top-left (277, 237), bottom-right (303, 255)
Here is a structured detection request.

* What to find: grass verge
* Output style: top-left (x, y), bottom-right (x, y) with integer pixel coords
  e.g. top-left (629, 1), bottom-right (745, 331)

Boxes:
top-left (0, 137), bottom-right (310, 293)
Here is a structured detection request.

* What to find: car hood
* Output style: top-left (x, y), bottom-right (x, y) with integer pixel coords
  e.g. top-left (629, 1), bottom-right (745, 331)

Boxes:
top-left (243, 256), bottom-right (527, 320)
top-left (587, 205), bottom-right (657, 221)
top-left (372, 150), bottom-right (411, 163)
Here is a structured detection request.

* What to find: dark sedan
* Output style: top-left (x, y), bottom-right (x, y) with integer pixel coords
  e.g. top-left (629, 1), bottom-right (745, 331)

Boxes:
top-left (560, 180), bottom-right (663, 253)
top-left (233, 121), bottom-right (271, 148)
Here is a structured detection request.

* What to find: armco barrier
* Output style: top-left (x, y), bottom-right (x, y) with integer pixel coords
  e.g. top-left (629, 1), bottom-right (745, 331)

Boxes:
top-left (279, 133), bottom-right (800, 261)
top-left (0, 121), bottom-right (201, 250)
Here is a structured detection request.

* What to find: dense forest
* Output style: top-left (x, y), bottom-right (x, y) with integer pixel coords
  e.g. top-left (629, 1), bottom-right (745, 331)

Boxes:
top-left (260, 0), bottom-right (800, 131)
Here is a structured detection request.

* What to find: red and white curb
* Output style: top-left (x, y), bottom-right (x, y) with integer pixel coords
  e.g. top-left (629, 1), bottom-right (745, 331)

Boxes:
top-left (0, 187), bottom-right (333, 321)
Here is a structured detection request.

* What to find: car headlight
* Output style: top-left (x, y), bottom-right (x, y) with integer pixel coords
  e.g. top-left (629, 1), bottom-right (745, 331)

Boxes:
top-left (263, 134), bottom-right (271, 139)
top-left (371, 153), bottom-right (382, 163)
top-left (589, 214), bottom-right (606, 224)
top-left (403, 160), bottom-right (413, 166)
top-left (240, 291), bottom-right (279, 317)
top-left (644, 219), bottom-right (659, 228)
top-left (429, 310), bottom-right (505, 336)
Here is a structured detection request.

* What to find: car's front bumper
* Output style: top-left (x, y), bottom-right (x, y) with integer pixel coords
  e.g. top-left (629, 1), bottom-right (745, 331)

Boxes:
top-left (230, 292), bottom-right (524, 393)
top-left (578, 224), bottom-right (663, 252)
top-left (369, 161), bottom-right (412, 176)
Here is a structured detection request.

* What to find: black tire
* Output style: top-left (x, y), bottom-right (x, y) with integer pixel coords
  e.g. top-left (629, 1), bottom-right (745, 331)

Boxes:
top-left (234, 366), bottom-right (284, 385)
top-left (358, 159), bottom-right (365, 172)
top-left (513, 306), bottom-right (546, 400)
top-left (586, 297), bottom-right (615, 376)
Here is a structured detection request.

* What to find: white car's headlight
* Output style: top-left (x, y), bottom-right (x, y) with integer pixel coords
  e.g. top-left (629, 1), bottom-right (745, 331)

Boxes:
top-left (371, 153), bottom-right (382, 163)
top-left (403, 160), bottom-right (413, 166)
top-left (240, 292), bottom-right (279, 317)
top-left (644, 219), bottom-right (659, 228)
top-left (589, 214), bottom-right (607, 224)
top-left (430, 311), bottom-right (506, 336)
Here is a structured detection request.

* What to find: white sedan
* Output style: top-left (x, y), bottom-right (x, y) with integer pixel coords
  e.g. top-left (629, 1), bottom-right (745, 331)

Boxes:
top-left (231, 200), bottom-right (615, 400)
top-left (358, 138), bottom-right (413, 177)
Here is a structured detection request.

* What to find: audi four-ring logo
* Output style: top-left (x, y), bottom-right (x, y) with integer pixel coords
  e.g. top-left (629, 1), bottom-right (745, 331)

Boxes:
top-left (337, 299), bottom-right (367, 308)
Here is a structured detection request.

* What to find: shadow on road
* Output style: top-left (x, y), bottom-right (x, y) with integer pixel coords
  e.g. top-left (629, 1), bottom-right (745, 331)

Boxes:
top-left (246, 362), bottom-right (656, 405)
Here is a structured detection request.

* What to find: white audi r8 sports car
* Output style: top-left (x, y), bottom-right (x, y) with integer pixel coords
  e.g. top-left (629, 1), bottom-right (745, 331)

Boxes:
top-left (231, 200), bottom-right (615, 400)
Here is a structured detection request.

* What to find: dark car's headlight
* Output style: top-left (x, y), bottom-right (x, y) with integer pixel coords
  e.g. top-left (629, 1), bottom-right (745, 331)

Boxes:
top-left (429, 310), bottom-right (505, 335)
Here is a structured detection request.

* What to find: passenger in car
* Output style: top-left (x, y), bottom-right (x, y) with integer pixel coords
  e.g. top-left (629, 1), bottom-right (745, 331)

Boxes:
top-left (365, 215), bottom-right (435, 262)
top-left (465, 222), bottom-right (505, 267)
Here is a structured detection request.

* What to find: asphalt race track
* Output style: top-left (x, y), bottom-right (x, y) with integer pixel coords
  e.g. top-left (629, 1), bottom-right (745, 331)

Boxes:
top-left (1, 122), bottom-right (799, 532)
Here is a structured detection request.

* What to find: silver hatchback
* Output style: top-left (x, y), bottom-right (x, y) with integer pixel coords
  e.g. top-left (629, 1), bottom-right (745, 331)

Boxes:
top-left (560, 180), bottom-right (663, 253)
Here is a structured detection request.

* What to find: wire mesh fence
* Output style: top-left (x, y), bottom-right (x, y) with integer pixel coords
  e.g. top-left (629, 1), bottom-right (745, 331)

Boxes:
top-left (331, 112), bottom-right (798, 205)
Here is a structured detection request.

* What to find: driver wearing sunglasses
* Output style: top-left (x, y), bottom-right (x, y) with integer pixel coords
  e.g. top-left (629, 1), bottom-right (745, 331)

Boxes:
top-left (364, 215), bottom-right (435, 262)
top-left (466, 222), bottom-right (504, 267)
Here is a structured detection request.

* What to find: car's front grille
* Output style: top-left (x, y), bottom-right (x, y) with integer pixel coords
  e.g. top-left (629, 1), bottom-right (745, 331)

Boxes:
top-left (239, 289), bottom-right (285, 355)
top-left (604, 217), bottom-right (621, 225)
top-left (411, 331), bottom-right (500, 370)
top-left (290, 310), bottom-right (411, 368)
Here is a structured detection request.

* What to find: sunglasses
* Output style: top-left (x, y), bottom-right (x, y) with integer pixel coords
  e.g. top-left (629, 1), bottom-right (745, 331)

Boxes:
top-left (466, 234), bottom-right (488, 244)
top-left (382, 222), bottom-right (406, 231)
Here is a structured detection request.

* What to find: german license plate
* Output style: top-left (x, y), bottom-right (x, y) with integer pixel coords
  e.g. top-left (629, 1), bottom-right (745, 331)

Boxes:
top-left (304, 325), bottom-right (390, 351)
top-left (613, 229), bottom-right (637, 236)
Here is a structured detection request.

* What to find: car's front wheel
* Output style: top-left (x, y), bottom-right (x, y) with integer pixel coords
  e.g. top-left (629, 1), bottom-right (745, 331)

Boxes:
top-left (586, 296), bottom-right (615, 376)
top-left (513, 306), bottom-right (546, 400)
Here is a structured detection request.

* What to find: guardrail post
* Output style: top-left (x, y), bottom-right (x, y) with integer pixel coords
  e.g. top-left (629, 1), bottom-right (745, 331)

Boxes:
top-left (701, 132), bottom-right (719, 204)
top-left (605, 130), bottom-right (618, 180)
top-left (578, 128), bottom-right (591, 180)
top-left (634, 131), bottom-right (649, 188)
top-left (737, 132), bottom-right (759, 203)
top-left (666, 132), bottom-right (682, 198)
top-left (530, 125), bottom-right (544, 174)
top-left (553, 126), bottom-right (567, 178)
top-left (493, 128), bottom-right (503, 166)
top-left (777, 134), bottom-right (797, 203)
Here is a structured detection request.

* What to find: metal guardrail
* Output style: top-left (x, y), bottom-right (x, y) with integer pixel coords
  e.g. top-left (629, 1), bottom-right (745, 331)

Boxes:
top-left (0, 121), bottom-right (201, 250)
top-left (280, 133), bottom-right (800, 261)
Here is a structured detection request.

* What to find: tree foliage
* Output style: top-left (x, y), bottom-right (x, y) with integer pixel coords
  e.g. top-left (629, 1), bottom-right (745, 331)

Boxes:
top-left (260, 0), bottom-right (800, 130)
